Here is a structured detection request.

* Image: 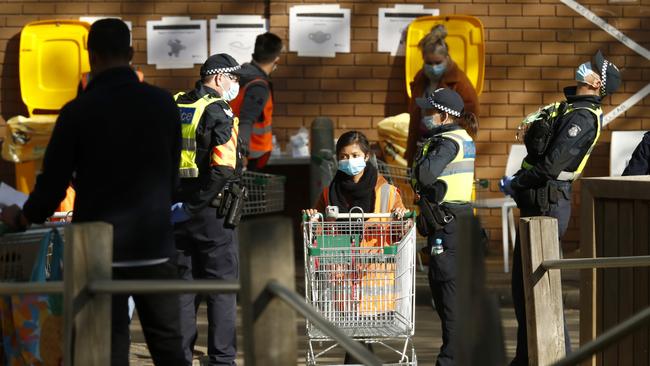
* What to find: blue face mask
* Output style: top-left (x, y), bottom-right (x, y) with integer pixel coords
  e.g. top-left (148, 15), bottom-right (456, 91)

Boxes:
top-left (422, 115), bottom-right (438, 130)
top-left (424, 63), bottom-right (447, 80)
top-left (338, 157), bottom-right (366, 176)
top-left (223, 81), bottom-right (240, 101)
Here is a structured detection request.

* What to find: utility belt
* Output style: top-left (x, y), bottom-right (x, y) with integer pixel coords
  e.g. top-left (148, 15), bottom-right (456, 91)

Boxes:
top-left (211, 181), bottom-right (248, 228)
top-left (514, 180), bottom-right (571, 213)
top-left (416, 196), bottom-right (471, 237)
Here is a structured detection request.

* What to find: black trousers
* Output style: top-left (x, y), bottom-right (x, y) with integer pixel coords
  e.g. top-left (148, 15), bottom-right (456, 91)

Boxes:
top-left (174, 208), bottom-right (239, 366)
top-left (510, 194), bottom-right (572, 365)
top-left (111, 261), bottom-right (190, 366)
top-left (427, 205), bottom-right (472, 366)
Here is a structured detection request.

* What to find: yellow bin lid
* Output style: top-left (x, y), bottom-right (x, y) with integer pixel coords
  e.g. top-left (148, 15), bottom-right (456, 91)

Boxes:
top-left (20, 20), bottom-right (90, 116)
top-left (405, 15), bottom-right (485, 98)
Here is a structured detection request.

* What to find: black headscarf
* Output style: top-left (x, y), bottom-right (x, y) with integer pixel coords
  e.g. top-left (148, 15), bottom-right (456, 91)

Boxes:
top-left (328, 163), bottom-right (378, 214)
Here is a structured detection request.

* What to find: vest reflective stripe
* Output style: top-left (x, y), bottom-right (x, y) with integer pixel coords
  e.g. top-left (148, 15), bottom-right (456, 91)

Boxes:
top-left (211, 118), bottom-right (240, 169)
top-left (322, 182), bottom-right (397, 214)
top-left (174, 92), bottom-right (222, 178)
top-left (229, 78), bottom-right (274, 159)
top-left (413, 129), bottom-right (475, 203)
top-left (522, 104), bottom-right (602, 182)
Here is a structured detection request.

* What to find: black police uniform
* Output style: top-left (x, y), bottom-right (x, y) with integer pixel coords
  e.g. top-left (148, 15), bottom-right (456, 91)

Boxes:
top-left (623, 131), bottom-right (650, 175)
top-left (509, 87), bottom-right (602, 365)
top-left (413, 123), bottom-right (474, 366)
top-left (174, 81), bottom-right (241, 365)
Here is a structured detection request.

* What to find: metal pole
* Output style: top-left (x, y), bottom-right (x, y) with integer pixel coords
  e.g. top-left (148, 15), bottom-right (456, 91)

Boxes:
top-left (266, 280), bottom-right (383, 366)
top-left (552, 305), bottom-right (650, 366)
top-left (542, 255), bottom-right (650, 270)
top-left (0, 281), bottom-right (64, 295)
top-left (88, 280), bottom-right (240, 294)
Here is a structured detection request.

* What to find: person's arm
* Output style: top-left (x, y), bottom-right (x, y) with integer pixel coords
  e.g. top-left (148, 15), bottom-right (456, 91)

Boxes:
top-left (237, 82), bottom-right (270, 157)
top-left (511, 110), bottom-right (598, 190)
top-left (183, 104), bottom-right (237, 214)
top-left (415, 138), bottom-right (458, 200)
top-left (22, 105), bottom-right (78, 224)
top-left (622, 132), bottom-right (650, 176)
top-left (455, 74), bottom-right (480, 117)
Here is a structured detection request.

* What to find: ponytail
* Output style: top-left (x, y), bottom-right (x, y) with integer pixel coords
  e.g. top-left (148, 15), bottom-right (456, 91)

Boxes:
top-left (457, 111), bottom-right (479, 138)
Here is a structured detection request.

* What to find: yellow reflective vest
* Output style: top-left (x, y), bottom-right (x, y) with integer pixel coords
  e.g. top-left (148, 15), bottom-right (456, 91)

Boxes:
top-left (521, 102), bottom-right (602, 181)
top-left (413, 128), bottom-right (475, 203)
top-left (174, 93), bottom-right (239, 178)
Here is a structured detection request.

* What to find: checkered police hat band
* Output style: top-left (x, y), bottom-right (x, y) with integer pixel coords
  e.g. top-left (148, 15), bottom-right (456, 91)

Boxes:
top-left (427, 96), bottom-right (461, 117)
top-left (203, 65), bottom-right (241, 76)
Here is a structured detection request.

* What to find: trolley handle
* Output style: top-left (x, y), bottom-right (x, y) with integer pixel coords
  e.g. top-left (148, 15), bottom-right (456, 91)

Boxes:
top-left (301, 207), bottom-right (415, 221)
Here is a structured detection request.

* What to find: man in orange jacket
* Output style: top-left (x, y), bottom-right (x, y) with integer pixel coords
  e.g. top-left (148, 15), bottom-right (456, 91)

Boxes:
top-left (229, 32), bottom-right (283, 170)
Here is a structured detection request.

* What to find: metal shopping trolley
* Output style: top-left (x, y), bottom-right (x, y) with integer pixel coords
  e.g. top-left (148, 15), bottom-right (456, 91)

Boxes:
top-left (303, 207), bottom-right (417, 365)
top-left (241, 171), bottom-right (286, 216)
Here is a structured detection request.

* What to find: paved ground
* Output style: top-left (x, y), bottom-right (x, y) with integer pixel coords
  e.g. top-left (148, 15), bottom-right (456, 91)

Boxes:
top-left (128, 253), bottom-right (581, 365)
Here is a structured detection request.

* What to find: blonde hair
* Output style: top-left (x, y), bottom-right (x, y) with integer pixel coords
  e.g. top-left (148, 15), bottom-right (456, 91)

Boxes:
top-left (418, 24), bottom-right (449, 55)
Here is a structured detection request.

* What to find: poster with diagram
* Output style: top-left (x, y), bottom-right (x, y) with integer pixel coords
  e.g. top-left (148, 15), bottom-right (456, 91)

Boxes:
top-left (378, 4), bottom-right (439, 56)
top-left (210, 15), bottom-right (268, 65)
top-left (146, 17), bottom-right (207, 69)
top-left (289, 4), bottom-right (350, 58)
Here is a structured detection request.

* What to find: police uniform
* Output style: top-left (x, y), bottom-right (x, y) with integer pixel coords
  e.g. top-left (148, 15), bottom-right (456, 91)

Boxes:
top-left (623, 131), bottom-right (650, 176)
top-left (506, 51), bottom-right (621, 366)
top-left (411, 89), bottom-right (476, 366)
top-left (173, 54), bottom-right (245, 366)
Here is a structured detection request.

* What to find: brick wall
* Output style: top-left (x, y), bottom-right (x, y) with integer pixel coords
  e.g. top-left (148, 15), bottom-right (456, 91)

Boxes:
top-left (1, 0), bottom-right (649, 250)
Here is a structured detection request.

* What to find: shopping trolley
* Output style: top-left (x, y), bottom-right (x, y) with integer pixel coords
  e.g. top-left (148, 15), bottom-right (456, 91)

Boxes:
top-left (303, 207), bottom-right (417, 365)
top-left (241, 171), bottom-right (285, 216)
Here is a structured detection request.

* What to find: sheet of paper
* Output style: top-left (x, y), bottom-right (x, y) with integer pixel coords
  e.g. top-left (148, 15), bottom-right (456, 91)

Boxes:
top-left (289, 5), bottom-right (350, 58)
top-left (210, 15), bottom-right (268, 65)
top-left (80, 17), bottom-right (133, 44)
top-left (146, 17), bottom-right (208, 69)
top-left (0, 182), bottom-right (28, 209)
top-left (378, 4), bottom-right (439, 56)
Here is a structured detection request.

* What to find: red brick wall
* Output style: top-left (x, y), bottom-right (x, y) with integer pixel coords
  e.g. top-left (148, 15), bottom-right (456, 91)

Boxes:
top-left (1, 0), bottom-right (649, 250)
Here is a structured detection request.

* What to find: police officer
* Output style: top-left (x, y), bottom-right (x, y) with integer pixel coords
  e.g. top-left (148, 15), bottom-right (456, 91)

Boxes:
top-left (230, 32), bottom-right (283, 171)
top-left (500, 50), bottom-right (621, 366)
top-left (411, 88), bottom-right (479, 366)
top-left (171, 54), bottom-right (246, 366)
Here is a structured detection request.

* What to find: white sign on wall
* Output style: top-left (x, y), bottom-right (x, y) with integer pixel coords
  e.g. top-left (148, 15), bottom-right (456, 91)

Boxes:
top-left (210, 15), bottom-right (268, 65)
top-left (378, 5), bottom-right (439, 56)
top-left (146, 17), bottom-right (208, 69)
top-left (79, 16), bottom-right (133, 44)
top-left (289, 4), bottom-right (350, 58)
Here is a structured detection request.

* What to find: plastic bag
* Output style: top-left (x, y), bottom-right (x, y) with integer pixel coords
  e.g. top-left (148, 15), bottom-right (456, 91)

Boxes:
top-left (2, 115), bottom-right (57, 163)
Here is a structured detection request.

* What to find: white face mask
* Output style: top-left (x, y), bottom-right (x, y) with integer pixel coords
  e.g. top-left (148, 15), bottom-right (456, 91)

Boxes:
top-left (220, 77), bottom-right (240, 101)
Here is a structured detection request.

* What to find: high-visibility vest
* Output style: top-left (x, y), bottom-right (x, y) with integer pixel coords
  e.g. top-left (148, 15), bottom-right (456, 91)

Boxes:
top-left (322, 181), bottom-right (398, 214)
top-left (229, 78), bottom-right (273, 159)
top-left (413, 128), bottom-right (475, 203)
top-left (174, 93), bottom-right (239, 177)
top-left (521, 103), bottom-right (603, 181)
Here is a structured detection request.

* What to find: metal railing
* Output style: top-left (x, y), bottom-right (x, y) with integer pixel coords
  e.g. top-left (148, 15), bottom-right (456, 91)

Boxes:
top-left (0, 218), bottom-right (381, 366)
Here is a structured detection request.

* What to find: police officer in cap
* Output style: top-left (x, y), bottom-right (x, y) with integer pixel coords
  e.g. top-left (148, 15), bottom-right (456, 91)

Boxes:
top-left (171, 53), bottom-right (246, 365)
top-left (500, 50), bottom-right (621, 366)
top-left (411, 88), bottom-right (479, 366)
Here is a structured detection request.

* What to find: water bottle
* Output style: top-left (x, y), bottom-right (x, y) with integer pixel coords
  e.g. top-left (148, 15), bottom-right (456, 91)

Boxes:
top-left (431, 238), bottom-right (444, 255)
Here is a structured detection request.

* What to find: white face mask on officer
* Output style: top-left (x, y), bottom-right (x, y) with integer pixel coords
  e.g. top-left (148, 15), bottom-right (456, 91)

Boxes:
top-left (219, 74), bottom-right (240, 102)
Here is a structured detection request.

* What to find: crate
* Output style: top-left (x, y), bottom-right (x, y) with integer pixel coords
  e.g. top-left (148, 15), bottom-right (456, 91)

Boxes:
top-left (0, 228), bottom-right (62, 281)
top-left (241, 171), bottom-right (286, 216)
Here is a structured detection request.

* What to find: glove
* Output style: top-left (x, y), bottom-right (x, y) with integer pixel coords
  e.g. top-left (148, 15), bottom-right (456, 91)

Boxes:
top-left (499, 176), bottom-right (516, 197)
top-left (171, 202), bottom-right (191, 224)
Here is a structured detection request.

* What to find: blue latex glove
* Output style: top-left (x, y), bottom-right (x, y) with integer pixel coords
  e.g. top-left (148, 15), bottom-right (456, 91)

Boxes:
top-left (171, 202), bottom-right (191, 224)
top-left (499, 176), bottom-right (516, 197)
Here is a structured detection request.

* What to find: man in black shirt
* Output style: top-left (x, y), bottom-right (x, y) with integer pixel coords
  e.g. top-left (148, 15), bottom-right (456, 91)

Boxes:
top-left (501, 50), bottom-right (621, 366)
top-left (0, 19), bottom-right (189, 365)
top-left (623, 132), bottom-right (650, 175)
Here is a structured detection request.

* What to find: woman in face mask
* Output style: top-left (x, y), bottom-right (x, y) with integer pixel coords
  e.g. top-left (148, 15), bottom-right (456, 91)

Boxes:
top-left (405, 24), bottom-right (480, 166)
top-left (304, 131), bottom-right (406, 219)
top-left (411, 88), bottom-right (478, 366)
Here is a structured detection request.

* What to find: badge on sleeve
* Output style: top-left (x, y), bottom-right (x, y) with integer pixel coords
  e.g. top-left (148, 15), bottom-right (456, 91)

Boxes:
top-left (224, 108), bottom-right (234, 118)
top-left (567, 124), bottom-right (582, 138)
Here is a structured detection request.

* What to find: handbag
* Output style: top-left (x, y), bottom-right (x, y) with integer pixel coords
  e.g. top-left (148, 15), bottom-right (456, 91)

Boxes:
top-left (0, 229), bottom-right (64, 366)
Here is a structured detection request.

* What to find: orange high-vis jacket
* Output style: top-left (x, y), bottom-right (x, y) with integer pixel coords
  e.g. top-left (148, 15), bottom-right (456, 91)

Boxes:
top-left (229, 78), bottom-right (274, 159)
